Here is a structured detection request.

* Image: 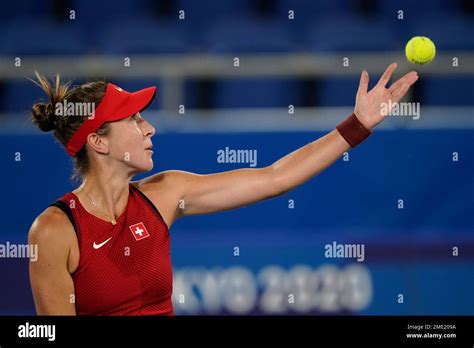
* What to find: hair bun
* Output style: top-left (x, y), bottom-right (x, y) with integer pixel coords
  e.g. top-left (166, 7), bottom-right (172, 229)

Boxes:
top-left (31, 102), bottom-right (57, 132)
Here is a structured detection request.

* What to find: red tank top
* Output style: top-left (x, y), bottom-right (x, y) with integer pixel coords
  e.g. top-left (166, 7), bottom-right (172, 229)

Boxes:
top-left (49, 184), bottom-right (174, 316)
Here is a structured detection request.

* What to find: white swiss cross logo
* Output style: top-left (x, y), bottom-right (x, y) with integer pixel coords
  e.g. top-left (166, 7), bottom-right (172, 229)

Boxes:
top-left (116, 87), bottom-right (123, 92)
top-left (129, 222), bottom-right (150, 241)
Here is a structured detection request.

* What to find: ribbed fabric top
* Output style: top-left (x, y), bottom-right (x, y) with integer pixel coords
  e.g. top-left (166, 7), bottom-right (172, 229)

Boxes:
top-left (50, 184), bottom-right (173, 316)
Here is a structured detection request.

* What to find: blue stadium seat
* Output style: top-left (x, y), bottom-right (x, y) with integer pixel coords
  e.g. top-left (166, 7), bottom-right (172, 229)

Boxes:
top-left (211, 78), bottom-right (301, 108)
top-left (276, 0), bottom-right (356, 18)
top-left (2, 80), bottom-right (50, 114)
top-left (69, 0), bottom-right (159, 47)
top-left (276, 0), bottom-right (359, 42)
top-left (207, 17), bottom-right (294, 53)
top-left (98, 19), bottom-right (191, 54)
top-left (167, 0), bottom-right (255, 48)
top-left (410, 16), bottom-right (474, 50)
top-left (205, 17), bottom-right (299, 108)
top-left (315, 77), bottom-right (360, 106)
top-left (307, 18), bottom-right (400, 51)
top-left (375, 0), bottom-right (463, 18)
top-left (0, 18), bottom-right (87, 55)
top-left (173, 0), bottom-right (255, 23)
top-left (70, 0), bottom-right (157, 21)
top-left (0, 0), bottom-right (54, 19)
top-left (421, 77), bottom-right (474, 105)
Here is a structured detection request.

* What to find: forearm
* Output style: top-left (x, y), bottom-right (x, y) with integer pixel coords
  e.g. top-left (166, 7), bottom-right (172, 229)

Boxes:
top-left (270, 129), bottom-right (351, 195)
top-left (169, 64), bottom-right (418, 215)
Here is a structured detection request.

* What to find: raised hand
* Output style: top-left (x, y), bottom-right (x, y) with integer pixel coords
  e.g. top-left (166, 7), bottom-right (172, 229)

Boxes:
top-left (354, 63), bottom-right (419, 130)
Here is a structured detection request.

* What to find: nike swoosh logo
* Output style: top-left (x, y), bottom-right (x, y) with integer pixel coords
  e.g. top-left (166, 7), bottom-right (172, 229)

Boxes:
top-left (93, 237), bottom-right (112, 250)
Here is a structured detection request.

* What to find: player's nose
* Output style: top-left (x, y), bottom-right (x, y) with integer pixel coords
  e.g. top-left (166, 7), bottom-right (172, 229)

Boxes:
top-left (141, 119), bottom-right (156, 138)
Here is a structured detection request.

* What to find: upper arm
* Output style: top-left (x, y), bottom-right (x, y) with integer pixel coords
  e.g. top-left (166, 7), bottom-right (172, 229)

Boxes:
top-left (28, 208), bottom-right (77, 315)
top-left (138, 167), bottom-right (279, 219)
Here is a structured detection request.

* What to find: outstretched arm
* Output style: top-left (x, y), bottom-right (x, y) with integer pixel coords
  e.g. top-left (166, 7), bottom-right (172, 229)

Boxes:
top-left (140, 64), bottom-right (418, 222)
top-left (263, 63), bottom-right (418, 197)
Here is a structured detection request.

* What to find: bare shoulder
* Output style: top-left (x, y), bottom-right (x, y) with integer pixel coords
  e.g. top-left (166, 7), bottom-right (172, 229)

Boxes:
top-left (132, 170), bottom-right (197, 198)
top-left (134, 170), bottom-right (193, 188)
top-left (28, 206), bottom-right (76, 257)
top-left (29, 206), bottom-right (78, 314)
top-left (132, 170), bottom-right (195, 228)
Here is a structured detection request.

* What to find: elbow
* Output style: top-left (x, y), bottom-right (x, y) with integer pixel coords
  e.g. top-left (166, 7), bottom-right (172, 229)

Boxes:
top-left (266, 165), bottom-right (292, 198)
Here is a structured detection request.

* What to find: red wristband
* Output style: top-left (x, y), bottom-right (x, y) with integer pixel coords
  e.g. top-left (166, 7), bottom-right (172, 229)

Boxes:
top-left (336, 113), bottom-right (372, 148)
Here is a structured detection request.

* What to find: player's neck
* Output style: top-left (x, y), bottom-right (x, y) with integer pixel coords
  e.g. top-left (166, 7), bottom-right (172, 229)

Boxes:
top-left (77, 166), bottom-right (132, 219)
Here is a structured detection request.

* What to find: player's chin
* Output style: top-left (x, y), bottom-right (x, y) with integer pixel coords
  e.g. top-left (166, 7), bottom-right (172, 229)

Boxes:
top-left (141, 157), bottom-right (154, 172)
top-left (129, 157), bottom-right (154, 174)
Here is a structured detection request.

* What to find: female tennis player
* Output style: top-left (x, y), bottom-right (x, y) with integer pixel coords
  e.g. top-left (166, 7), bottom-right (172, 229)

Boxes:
top-left (29, 63), bottom-right (418, 315)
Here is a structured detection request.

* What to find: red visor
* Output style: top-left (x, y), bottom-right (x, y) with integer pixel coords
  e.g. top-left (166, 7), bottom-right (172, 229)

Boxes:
top-left (65, 83), bottom-right (156, 157)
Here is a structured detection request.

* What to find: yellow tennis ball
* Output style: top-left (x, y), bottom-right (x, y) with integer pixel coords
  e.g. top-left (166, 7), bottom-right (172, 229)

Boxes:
top-left (405, 36), bottom-right (436, 65)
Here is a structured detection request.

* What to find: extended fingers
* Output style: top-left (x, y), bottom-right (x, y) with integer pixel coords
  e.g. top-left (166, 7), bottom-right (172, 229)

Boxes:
top-left (391, 83), bottom-right (412, 103)
top-left (357, 70), bottom-right (369, 95)
top-left (389, 71), bottom-right (419, 93)
top-left (376, 63), bottom-right (398, 88)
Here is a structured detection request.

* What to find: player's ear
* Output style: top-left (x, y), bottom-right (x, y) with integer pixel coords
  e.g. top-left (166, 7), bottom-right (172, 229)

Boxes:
top-left (87, 133), bottom-right (109, 155)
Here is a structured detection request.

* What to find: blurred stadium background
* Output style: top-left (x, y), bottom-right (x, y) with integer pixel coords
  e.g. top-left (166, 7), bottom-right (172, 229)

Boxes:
top-left (0, 0), bottom-right (473, 315)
